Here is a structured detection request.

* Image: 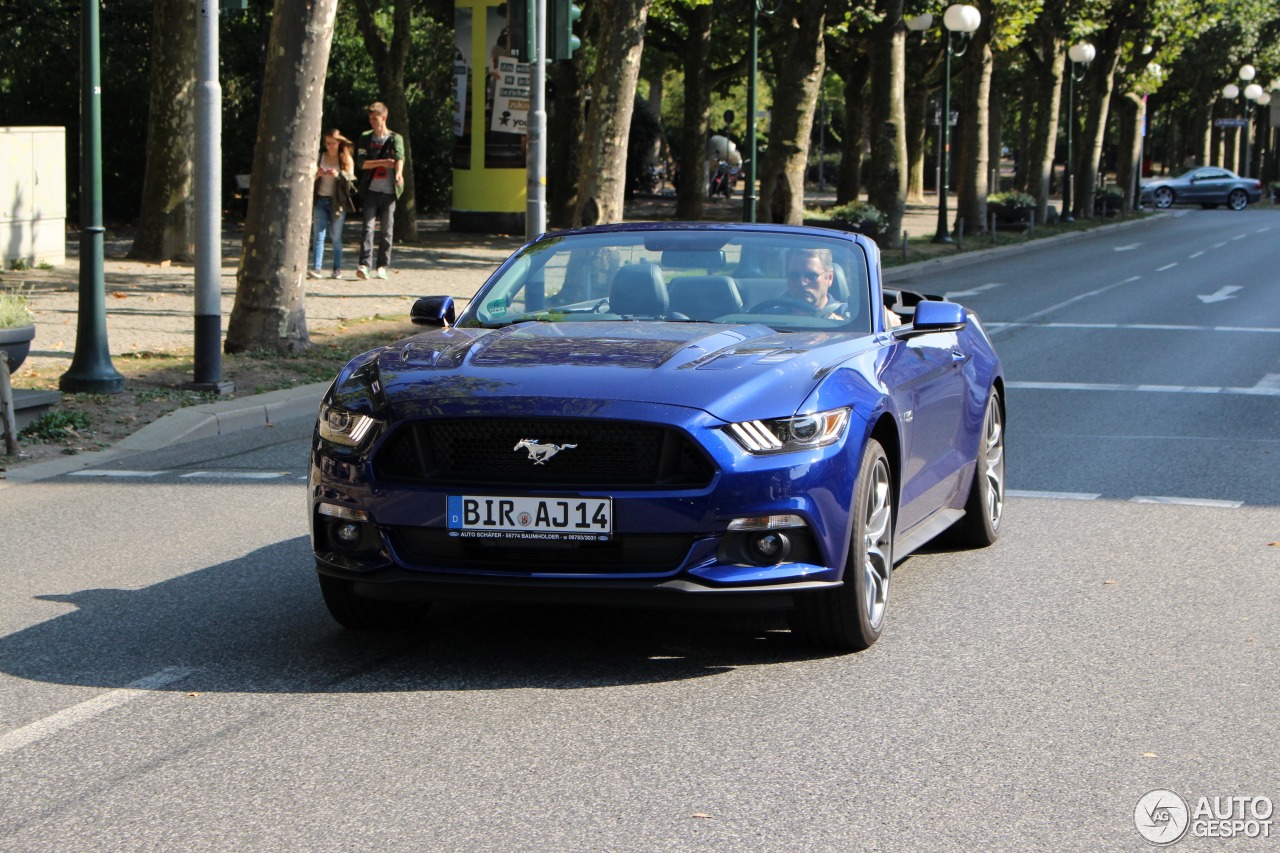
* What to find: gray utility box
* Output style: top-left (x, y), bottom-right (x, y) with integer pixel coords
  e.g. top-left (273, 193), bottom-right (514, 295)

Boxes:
top-left (0, 127), bottom-right (66, 268)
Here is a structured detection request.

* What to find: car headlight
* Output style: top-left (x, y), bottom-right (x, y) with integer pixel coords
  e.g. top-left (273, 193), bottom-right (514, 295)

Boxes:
top-left (318, 402), bottom-right (380, 448)
top-left (726, 407), bottom-right (850, 454)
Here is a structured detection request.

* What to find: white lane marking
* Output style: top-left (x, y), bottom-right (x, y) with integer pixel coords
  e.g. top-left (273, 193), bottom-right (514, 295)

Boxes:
top-left (1212, 241), bottom-right (1228, 248)
top-left (0, 667), bottom-right (195, 757)
top-left (1232, 234), bottom-right (1246, 241)
top-left (1198, 285), bottom-right (1242, 303)
top-left (1113, 244), bottom-right (1139, 251)
top-left (1156, 262), bottom-right (1178, 271)
top-left (67, 470), bottom-right (163, 478)
top-left (944, 282), bottom-right (1006, 299)
top-left (1131, 496), bottom-right (1244, 508)
top-left (1258, 227), bottom-right (1272, 233)
top-left (179, 471), bottom-right (288, 479)
top-left (1189, 251), bottom-right (1205, 259)
top-left (1011, 276), bottom-right (1143, 325)
top-left (1007, 490), bottom-right (1101, 500)
top-left (1007, 380), bottom-right (1280, 397)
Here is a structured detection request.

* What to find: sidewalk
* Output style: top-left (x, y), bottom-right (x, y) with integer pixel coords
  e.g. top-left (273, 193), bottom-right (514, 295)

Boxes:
top-left (3, 197), bottom-right (1159, 485)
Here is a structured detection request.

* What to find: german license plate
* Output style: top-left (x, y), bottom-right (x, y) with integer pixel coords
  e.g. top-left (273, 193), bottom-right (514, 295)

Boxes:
top-left (447, 495), bottom-right (612, 542)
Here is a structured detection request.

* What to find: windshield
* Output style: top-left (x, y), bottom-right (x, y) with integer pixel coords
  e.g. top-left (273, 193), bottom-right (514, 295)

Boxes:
top-left (461, 229), bottom-right (875, 334)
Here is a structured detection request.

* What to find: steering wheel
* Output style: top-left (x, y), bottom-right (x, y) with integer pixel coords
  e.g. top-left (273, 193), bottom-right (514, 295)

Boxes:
top-left (749, 297), bottom-right (824, 317)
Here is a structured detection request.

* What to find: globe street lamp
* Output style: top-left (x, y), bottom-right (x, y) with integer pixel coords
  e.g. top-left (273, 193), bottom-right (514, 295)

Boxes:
top-left (932, 4), bottom-right (981, 244)
top-left (1062, 41), bottom-right (1095, 223)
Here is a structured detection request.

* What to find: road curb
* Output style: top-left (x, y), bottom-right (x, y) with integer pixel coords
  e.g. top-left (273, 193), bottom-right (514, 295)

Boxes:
top-left (1, 381), bottom-right (329, 486)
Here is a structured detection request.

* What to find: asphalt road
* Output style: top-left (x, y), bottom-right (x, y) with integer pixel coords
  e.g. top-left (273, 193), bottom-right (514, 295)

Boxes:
top-left (2, 210), bottom-right (1278, 851)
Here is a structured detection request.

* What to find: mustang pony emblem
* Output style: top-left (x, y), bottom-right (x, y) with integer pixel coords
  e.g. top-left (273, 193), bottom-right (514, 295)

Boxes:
top-left (514, 438), bottom-right (578, 465)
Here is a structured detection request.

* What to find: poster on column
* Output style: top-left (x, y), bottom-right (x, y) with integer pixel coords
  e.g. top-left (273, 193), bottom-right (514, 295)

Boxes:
top-left (491, 57), bottom-right (530, 136)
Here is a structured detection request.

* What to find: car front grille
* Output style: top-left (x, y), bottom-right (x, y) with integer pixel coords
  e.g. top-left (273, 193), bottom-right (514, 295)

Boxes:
top-left (373, 418), bottom-right (715, 490)
top-left (390, 528), bottom-right (694, 573)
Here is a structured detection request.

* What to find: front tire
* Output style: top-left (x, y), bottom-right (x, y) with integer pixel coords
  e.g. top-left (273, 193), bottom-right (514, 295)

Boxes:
top-left (790, 439), bottom-right (893, 651)
top-left (949, 390), bottom-right (1005, 548)
top-left (1228, 189), bottom-right (1248, 210)
top-left (1153, 187), bottom-right (1174, 208)
top-left (318, 572), bottom-right (430, 630)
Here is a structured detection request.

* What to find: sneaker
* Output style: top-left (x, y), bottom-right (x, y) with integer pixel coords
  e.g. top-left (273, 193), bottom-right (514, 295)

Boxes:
top-left (330, 270), bottom-right (343, 280)
top-left (356, 265), bottom-right (369, 280)
top-left (376, 267), bottom-right (388, 279)
top-left (307, 269), bottom-right (322, 280)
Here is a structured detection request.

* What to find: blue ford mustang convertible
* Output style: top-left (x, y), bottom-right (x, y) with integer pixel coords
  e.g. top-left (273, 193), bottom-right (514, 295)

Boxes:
top-left (310, 223), bottom-right (1005, 651)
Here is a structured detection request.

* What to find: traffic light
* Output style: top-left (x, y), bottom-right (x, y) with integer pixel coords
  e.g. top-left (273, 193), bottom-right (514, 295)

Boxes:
top-left (505, 0), bottom-right (535, 62)
top-left (549, 0), bottom-right (582, 61)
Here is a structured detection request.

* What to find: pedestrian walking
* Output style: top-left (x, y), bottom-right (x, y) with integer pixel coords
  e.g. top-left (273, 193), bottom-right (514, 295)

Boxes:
top-left (310, 129), bottom-right (357, 280)
top-left (355, 102), bottom-right (405, 280)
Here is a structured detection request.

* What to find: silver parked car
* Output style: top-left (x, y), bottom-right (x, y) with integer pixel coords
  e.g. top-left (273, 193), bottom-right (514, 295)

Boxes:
top-left (1140, 167), bottom-right (1262, 210)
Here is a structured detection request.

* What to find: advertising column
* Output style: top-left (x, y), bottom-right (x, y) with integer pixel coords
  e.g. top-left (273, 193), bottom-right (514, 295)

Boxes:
top-left (452, 0), bottom-right (529, 233)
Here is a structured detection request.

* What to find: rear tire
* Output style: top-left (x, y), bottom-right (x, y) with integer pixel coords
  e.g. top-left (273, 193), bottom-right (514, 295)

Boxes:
top-left (1153, 187), bottom-right (1174, 208)
top-left (1228, 189), bottom-right (1248, 210)
top-left (949, 390), bottom-right (1005, 548)
top-left (318, 572), bottom-right (430, 630)
top-left (790, 439), bottom-right (893, 651)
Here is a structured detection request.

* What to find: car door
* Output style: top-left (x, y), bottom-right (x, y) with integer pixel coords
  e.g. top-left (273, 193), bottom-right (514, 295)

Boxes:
top-left (1190, 169), bottom-right (1231, 203)
top-left (877, 328), bottom-right (967, 534)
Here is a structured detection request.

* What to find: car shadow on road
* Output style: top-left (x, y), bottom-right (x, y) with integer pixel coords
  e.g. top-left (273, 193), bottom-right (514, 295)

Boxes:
top-left (0, 537), bottom-right (840, 695)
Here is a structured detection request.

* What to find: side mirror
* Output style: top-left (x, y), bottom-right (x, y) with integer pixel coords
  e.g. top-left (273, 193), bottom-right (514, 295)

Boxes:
top-left (911, 300), bottom-right (967, 332)
top-left (410, 295), bottom-right (456, 327)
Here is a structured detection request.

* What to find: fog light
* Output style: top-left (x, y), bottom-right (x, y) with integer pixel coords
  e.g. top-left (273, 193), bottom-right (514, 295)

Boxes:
top-left (334, 522), bottom-right (362, 545)
top-left (748, 531), bottom-right (790, 564)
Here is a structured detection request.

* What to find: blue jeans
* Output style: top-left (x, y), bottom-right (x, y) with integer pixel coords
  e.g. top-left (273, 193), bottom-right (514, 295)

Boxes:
top-left (311, 196), bottom-right (345, 273)
top-left (359, 190), bottom-right (396, 270)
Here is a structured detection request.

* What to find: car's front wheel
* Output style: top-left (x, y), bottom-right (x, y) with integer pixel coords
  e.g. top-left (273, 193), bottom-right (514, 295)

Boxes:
top-left (790, 439), bottom-right (893, 651)
top-left (318, 572), bottom-right (430, 630)
top-left (1153, 187), bottom-right (1174, 208)
top-left (1228, 189), bottom-right (1248, 210)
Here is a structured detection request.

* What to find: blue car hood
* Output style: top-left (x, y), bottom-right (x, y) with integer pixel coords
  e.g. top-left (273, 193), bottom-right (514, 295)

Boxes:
top-left (364, 321), bottom-right (872, 423)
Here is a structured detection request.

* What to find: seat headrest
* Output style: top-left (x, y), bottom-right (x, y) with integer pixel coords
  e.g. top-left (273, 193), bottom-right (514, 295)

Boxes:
top-left (609, 263), bottom-right (668, 316)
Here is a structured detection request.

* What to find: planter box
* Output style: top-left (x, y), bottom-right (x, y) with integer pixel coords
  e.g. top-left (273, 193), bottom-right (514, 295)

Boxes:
top-left (0, 324), bottom-right (35, 373)
top-left (988, 202), bottom-right (1033, 227)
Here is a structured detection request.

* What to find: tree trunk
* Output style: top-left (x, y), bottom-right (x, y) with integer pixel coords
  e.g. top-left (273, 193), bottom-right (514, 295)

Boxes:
top-left (987, 77), bottom-right (1003, 194)
top-left (548, 60), bottom-right (586, 228)
top-left (129, 0), bottom-right (195, 262)
top-left (955, 20), bottom-right (991, 236)
top-left (904, 61), bottom-right (929, 204)
top-left (352, 0), bottom-right (418, 243)
top-left (1115, 90), bottom-right (1143, 212)
top-left (1075, 33), bottom-right (1121, 219)
top-left (835, 52), bottom-right (870, 205)
top-left (1024, 27), bottom-right (1064, 225)
top-left (866, 0), bottom-right (907, 247)
top-left (224, 0), bottom-right (338, 354)
top-left (755, 3), bottom-right (826, 225)
top-left (675, 4), bottom-right (712, 221)
top-left (573, 0), bottom-right (652, 227)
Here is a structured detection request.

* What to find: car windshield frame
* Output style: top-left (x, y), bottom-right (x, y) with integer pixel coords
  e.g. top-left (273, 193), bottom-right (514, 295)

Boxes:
top-left (454, 228), bottom-right (877, 335)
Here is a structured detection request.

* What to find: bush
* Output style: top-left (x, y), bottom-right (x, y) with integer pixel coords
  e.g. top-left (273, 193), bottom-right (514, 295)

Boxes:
top-left (987, 191), bottom-right (1036, 208)
top-left (0, 286), bottom-right (34, 329)
top-left (828, 201), bottom-right (888, 237)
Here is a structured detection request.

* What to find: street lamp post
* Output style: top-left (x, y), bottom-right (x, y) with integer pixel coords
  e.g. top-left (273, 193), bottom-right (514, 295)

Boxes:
top-left (931, 4), bottom-right (981, 244)
top-left (1062, 41), bottom-right (1095, 224)
top-left (743, 0), bottom-right (782, 223)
